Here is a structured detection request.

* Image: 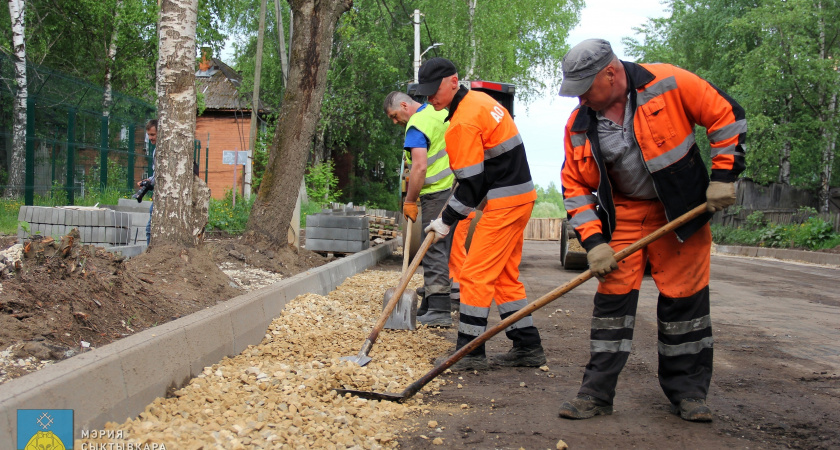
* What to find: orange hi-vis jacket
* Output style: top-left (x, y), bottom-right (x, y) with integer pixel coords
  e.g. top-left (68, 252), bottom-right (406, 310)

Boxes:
top-left (562, 62), bottom-right (746, 250)
top-left (441, 87), bottom-right (537, 226)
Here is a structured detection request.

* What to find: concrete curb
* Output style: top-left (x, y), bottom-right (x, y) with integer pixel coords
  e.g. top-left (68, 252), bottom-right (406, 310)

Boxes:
top-left (714, 244), bottom-right (840, 267)
top-left (0, 240), bottom-right (398, 442)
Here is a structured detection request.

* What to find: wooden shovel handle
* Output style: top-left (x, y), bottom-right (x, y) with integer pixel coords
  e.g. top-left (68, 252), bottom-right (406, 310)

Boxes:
top-left (402, 219), bottom-right (412, 272)
top-left (399, 203), bottom-right (709, 399)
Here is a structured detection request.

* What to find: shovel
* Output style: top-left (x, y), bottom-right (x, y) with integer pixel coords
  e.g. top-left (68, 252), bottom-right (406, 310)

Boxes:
top-left (340, 230), bottom-right (436, 366)
top-left (335, 203), bottom-right (708, 401)
top-left (381, 218), bottom-right (418, 331)
top-left (341, 186), bottom-right (458, 366)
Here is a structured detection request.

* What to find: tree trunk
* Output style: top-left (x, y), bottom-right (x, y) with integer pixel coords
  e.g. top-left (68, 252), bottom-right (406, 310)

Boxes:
top-left (244, 0), bottom-right (352, 248)
top-left (275, 0), bottom-right (290, 85)
top-left (819, 92), bottom-right (836, 213)
top-left (152, 0), bottom-right (210, 248)
top-left (5, 0), bottom-right (27, 198)
top-left (102, 0), bottom-right (123, 116)
top-left (778, 95), bottom-right (791, 185)
top-left (465, 0), bottom-right (477, 80)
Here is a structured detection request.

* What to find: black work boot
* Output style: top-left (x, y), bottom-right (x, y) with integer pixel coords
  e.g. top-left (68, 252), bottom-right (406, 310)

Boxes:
top-left (558, 394), bottom-right (613, 419)
top-left (416, 294), bottom-right (429, 317)
top-left (672, 398), bottom-right (713, 422)
top-left (491, 345), bottom-right (547, 367)
top-left (417, 295), bottom-right (452, 327)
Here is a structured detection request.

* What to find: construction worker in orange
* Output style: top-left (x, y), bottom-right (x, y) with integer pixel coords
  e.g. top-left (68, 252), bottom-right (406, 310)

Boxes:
top-left (557, 39), bottom-right (746, 422)
top-left (416, 57), bottom-right (546, 372)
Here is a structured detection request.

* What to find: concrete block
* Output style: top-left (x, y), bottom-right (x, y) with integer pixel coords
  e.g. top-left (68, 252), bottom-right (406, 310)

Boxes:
top-left (316, 215), bottom-right (368, 229)
top-left (116, 327), bottom-right (192, 409)
top-left (17, 205), bottom-right (27, 222)
top-left (183, 309), bottom-right (235, 377)
top-left (228, 297), bottom-right (269, 354)
top-left (305, 214), bottom-right (320, 228)
top-left (0, 405), bottom-right (11, 449)
top-left (56, 208), bottom-right (65, 226)
top-left (0, 349), bottom-right (129, 440)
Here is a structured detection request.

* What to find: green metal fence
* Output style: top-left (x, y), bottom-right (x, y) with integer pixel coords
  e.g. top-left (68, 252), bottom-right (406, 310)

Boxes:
top-left (0, 54), bottom-right (157, 206)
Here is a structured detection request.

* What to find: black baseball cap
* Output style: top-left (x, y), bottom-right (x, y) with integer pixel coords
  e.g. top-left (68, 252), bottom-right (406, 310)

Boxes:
top-left (416, 57), bottom-right (457, 96)
top-left (559, 39), bottom-right (616, 97)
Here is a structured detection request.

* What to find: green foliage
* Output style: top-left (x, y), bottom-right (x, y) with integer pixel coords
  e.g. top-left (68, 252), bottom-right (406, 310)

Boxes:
top-left (744, 210), bottom-right (765, 229)
top-left (250, 120), bottom-right (276, 194)
top-left (712, 216), bottom-right (839, 251)
top-left (18, 220), bottom-right (30, 234)
top-left (208, 190), bottom-right (255, 234)
top-left (625, 0), bottom-right (840, 196)
top-left (305, 160), bottom-right (342, 206)
top-left (534, 182), bottom-right (566, 217)
top-left (531, 202), bottom-right (563, 218)
top-left (300, 200), bottom-right (323, 229)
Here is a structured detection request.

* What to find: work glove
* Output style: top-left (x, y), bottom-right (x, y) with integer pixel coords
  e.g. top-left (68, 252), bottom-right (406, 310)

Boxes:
top-left (424, 218), bottom-right (450, 243)
top-left (587, 243), bottom-right (618, 282)
top-left (705, 181), bottom-right (736, 213)
top-left (403, 201), bottom-right (418, 222)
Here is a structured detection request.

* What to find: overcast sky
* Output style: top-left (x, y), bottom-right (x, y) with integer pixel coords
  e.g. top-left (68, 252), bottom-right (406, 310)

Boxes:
top-left (516, 0), bottom-right (669, 190)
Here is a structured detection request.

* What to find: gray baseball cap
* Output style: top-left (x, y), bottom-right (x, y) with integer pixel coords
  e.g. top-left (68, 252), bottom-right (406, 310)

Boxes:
top-left (559, 39), bottom-right (616, 97)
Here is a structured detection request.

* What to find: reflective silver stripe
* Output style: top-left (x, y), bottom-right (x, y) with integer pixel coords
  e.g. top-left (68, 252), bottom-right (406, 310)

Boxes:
top-left (505, 315), bottom-right (534, 331)
top-left (710, 144), bottom-right (742, 157)
top-left (451, 281), bottom-right (460, 290)
top-left (658, 336), bottom-right (714, 356)
top-left (485, 134), bottom-right (523, 159)
top-left (570, 208), bottom-right (599, 229)
top-left (425, 167), bottom-right (453, 185)
top-left (459, 322), bottom-right (486, 337)
top-left (450, 197), bottom-right (475, 216)
top-left (592, 315), bottom-right (636, 330)
top-left (450, 292), bottom-right (460, 300)
top-left (571, 133), bottom-right (587, 148)
top-left (564, 194), bottom-right (597, 210)
top-left (454, 161), bottom-right (484, 179)
top-left (459, 303), bottom-right (490, 318)
top-left (591, 339), bottom-right (633, 353)
top-left (636, 76), bottom-right (678, 107)
top-left (497, 299), bottom-right (528, 315)
top-left (425, 284), bottom-right (450, 295)
top-left (708, 119), bottom-right (747, 144)
top-left (645, 133), bottom-right (695, 173)
top-left (427, 148), bottom-right (449, 165)
top-left (658, 315), bottom-right (711, 335)
top-left (487, 180), bottom-right (534, 200)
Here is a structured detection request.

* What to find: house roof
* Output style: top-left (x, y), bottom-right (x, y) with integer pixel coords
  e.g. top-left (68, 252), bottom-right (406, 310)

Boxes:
top-left (195, 58), bottom-right (271, 113)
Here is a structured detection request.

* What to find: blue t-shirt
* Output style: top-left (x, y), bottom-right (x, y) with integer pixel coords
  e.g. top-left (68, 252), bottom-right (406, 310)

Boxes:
top-left (403, 104), bottom-right (430, 151)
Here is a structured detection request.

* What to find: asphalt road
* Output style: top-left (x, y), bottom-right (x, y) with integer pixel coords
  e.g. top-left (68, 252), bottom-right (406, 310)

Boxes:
top-left (398, 240), bottom-right (840, 449)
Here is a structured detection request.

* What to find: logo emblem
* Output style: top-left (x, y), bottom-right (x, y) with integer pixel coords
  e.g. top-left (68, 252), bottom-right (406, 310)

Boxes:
top-left (17, 409), bottom-right (73, 450)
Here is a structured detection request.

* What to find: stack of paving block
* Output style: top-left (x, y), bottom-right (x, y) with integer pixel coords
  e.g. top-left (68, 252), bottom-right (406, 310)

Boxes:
top-left (17, 205), bottom-right (131, 246)
top-left (367, 209), bottom-right (400, 240)
top-left (305, 206), bottom-right (370, 253)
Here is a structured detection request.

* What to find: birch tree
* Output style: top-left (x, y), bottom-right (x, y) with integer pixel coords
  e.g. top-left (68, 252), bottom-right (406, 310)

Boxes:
top-left (5, 0), bottom-right (26, 197)
top-left (244, 0), bottom-right (352, 248)
top-left (151, 0), bottom-right (211, 248)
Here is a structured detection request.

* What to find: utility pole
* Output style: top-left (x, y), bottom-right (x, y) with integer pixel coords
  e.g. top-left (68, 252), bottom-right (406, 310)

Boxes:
top-left (247, 0), bottom-right (269, 200)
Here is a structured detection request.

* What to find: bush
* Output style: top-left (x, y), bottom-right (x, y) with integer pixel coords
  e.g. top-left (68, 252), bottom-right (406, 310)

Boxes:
top-left (207, 190), bottom-right (255, 234)
top-left (712, 215), bottom-right (839, 251)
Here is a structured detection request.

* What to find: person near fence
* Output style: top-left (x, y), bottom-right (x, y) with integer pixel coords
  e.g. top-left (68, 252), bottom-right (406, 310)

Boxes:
top-left (383, 91), bottom-right (455, 327)
top-left (557, 39), bottom-right (746, 422)
top-left (416, 57), bottom-right (546, 371)
top-left (139, 119), bottom-right (157, 246)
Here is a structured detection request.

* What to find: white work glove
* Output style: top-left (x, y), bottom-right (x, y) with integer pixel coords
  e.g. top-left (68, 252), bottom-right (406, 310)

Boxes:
top-left (424, 218), bottom-right (451, 243)
top-left (705, 181), bottom-right (736, 212)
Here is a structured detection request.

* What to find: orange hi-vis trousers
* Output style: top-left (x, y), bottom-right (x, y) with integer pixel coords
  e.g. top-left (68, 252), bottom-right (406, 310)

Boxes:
top-left (456, 202), bottom-right (541, 355)
top-left (449, 211), bottom-right (477, 304)
top-left (579, 195), bottom-right (713, 405)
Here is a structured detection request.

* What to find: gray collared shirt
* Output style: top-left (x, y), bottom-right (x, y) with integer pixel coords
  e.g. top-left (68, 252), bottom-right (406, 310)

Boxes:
top-left (595, 94), bottom-right (658, 200)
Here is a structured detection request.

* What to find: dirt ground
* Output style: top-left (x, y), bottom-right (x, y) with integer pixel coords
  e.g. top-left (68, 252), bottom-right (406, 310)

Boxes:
top-left (0, 231), bottom-right (328, 383)
top-left (370, 242), bottom-right (840, 450)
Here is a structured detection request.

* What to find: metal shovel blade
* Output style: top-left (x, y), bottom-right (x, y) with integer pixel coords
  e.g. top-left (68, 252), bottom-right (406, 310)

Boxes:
top-left (334, 388), bottom-right (407, 403)
top-left (382, 287), bottom-right (417, 330)
top-left (339, 353), bottom-right (372, 366)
